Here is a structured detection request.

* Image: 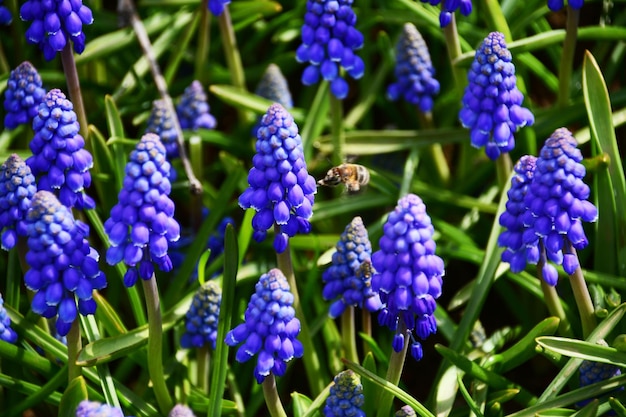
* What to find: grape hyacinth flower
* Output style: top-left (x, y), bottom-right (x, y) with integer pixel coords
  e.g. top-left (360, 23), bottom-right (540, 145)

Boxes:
top-left (181, 280), bottom-right (221, 349)
top-left (3, 61), bottom-right (46, 130)
top-left (104, 133), bottom-right (181, 288)
top-left (146, 99), bottom-right (179, 159)
top-left (459, 32), bottom-right (534, 160)
top-left (323, 370), bottom-right (365, 417)
top-left (322, 216), bottom-right (382, 318)
top-left (498, 155), bottom-right (537, 273)
top-left (24, 191), bottom-right (106, 336)
top-left (225, 268), bottom-right (303, 383)
top-left (420, 0), bottom-right (473, 27)
top-left (0, 154), bottom-right (37, 250)
top-left (520, 128), bottom-right (598, 286)
top-left (208, 0), bottom-right (231, 16)
top-left (0, 293), bottom-right (18, 343)
top-left (238, 103), bottom-right (317, 254)
top-left (26, 89), bottom-right (95, 210)
top-left (176, 81), bottom-right (217, 132)
top-left (371, 194), bottom-right (445, 360)
top-left (0, 0), bottom-right (11, 25)
top-left (255, 64), bottom-right (293, 110)
top-left (75, 400), bottom-right (125, 417)
top-left (169, 404), bottom-right (197, 417)
top-left (20, 0), bottom-right (94, 61)
top-left (296, 0), bottom-right (365, 99)
top-left (387, 23), bottom-right (440, 113)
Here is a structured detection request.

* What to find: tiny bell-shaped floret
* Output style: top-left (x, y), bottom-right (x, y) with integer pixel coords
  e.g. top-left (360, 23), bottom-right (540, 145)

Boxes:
top-left (255, 64), bottom-right (293, 110)
top-left (521, 128), bottom-right (597, 286)
top-left (75, 400), bottom-right (125, 417)
top-left (0, 154), bottom-right (37, 250)
top-left (26, 89), bottom-right (95, 210)
top-left (224, 268), bottom-right (304, 383)
top-left (548, 0), bottom-right (584, 12)
top-left (0, 0), bottom-right (11, 25)
top-left (371, 193), bottom-right (445, 360)
top-left (146, 99), bottom-right (179, 159)
top-left (498, 155), bottom-right (537, 273)
top-left (296, 0), bottom-right (365, 99)
top-left (181, 280), bottom-right (222, 349)
top-left (3, 61), bottom-right (46, 130)
top-left (24, 191), bottom-right (106, 336)
top-left (419, 0), bottom-right (473, 27)
top-left (208, 0), bottom-right (231, 16)
top-left (323, 370), bottom-right (366, 417)
top-left (20, 0), bottom-right (94, 61)
top-left (238, 103), bottom-right (317, 254)
top-left (322, 216), bottom-right (382, 318)
top-left (176, 81), bottom-right (217, 133)
top-left (0, 293), bottom-right (18, 343)
top-left (387, 23), bottom-right (440, 113)
top-left (104, 133), bottom-right (181, 287)
top-left (169, 404), bottom-right (196, 417)
top-left (459, 32), bottom-right (534, 160)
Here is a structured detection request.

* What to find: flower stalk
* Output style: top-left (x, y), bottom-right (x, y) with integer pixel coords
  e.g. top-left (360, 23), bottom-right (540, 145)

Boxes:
top-left (262, 373), bottom-right (288, 417)
top-left (376, 325), bottom-right (409, 417)
top-left (558, 7), bottom-right (580, 108)
top-left (60, 45), bottom-right (89, 140)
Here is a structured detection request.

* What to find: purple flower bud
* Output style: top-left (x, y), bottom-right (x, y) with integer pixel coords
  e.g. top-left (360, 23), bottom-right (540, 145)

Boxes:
top-left (176, 81), bottom-right (217, 133)
top-left (146, 99), bottom-right (179, 159)
top-left (75, 400), bottom-right (125, 417)
top-left (0, 0), bottom-right (12, 25)
top-left (3, 61), bottom-right (46, 130)
top-left (168, 404), bottom-right (196, 417)
top-left (208, 0), bottom-right (231, 16)
top-left (324, 370), bottom-right (366, 417)
top-left (181, 281), bottom-right (221, 350)
top-left (0, 154), bottom-right (37, 250)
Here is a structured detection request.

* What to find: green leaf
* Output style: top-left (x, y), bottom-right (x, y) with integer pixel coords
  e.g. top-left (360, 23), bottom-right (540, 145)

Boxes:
top-left (457, 372), bottom-right (485, 417)
top-left (570, 399), bottom-right (598, 417)
top-left (58, 376), bottom-right (88, 417)
top-left (609, 397), bottom-right (626, 417)
top-left (104, 95), bottom-right (128, 192)
top-left (292, 392), bottom-right (314, 417)
top-left (536, 337), bottom-right (626, 366)
top-left (361, 352), bottom-right (380, 417)
top-left (2, 365), bottom-right (67, 417)
top-left (300, 81), bottom-right (330, 162)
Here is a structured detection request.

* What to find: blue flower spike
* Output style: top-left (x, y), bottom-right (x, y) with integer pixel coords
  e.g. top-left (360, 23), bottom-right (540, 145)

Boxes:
top-left (24, 190), bottom-right (106, 336)
top-left (146, 99), bottom-right (179, 160)
top-left (498, 155), bottom-right (537, 273)
top-left (169, 404), bottom-right (197, 417)
top-left (323, 370), bottom-right (366, 417)
top-left (296, 0), bottom-right (365, 99)
top-left (104, 133), bottom-right (181, 288)
top-left (419, 0), bottom-right (473, 27)
top-left (0, 0), bottom-right (11, 25)
top-left (371, 194), bottom-right (445, 360)
top-left (208, 0), bottom-right (231, 16)
top-left (396, 405), bottom-right (417, 417)
top-left (238, 103), bottom-right (317, 254)
top-left (181, 280), bottom-right (222, 349)
top-left (225, 268), bottom-right (303, 383)
top-left (0, 154), bottom-right (37, 251)
top-left (521, 128), bottom-right (598, 286)
top-left (387, 23), bottom-right (440, 113)
top-left (256, 64), bottom-right (294, 110)
top-left (75, 400), bottom-right (125, 417)
top-left (26, 88), bottom-right (95, 210)
top-left (20, 0), bottom-right (94, 61)
top-left (0, 293), bottom-right (18, 343)
top-left (176, 81), bottom-right (217, 133)
top-left (459, 32), bottom-right (534, 160)
top-left (3, 61), bottom-right (46, 130)
top-left (322, 216), bottom-right (382, 318)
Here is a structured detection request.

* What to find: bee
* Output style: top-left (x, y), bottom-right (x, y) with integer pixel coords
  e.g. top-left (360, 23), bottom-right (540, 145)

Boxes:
top-left (356, 259), bottom-right (375, 282)
top-left (317, 163), bottom-right (370, 193)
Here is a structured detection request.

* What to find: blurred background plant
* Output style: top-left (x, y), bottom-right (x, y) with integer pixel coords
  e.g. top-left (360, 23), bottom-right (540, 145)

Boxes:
top-left (0, 0), bottom-right (625, 416)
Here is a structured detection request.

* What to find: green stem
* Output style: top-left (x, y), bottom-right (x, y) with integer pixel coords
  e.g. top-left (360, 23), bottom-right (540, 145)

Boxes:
top-left (197, 345), bottom-right (210, 392)
top-left (194, 0), bottom-right (211, 84)
top-left (538, 267), bottom-right (573, 337)
top-left (190, 134), bottom-right (204, 231)
top-left (376, 324), bottom-right (409, 417)
top-left (227, 369), bottom-right (246, 417)
top-left (275, 225), bottom-right (326, 395)
top-left (400, 146), bottom-right (419, 197)
top-left (443, 14), bottom-right (465, 94)
top-left (495, 153), bottom-right (513, 191)
top-left (262, 373), bottom-right (288, 417)
top-left (60, 45), bottom-right (89, 140)
top-left (566, 243), bottom-right (597, 338)
top-left (0, 41), bottom-right (9, 74)
top-left (342, 306), bottom-right (359, 364)
top-left (557, 7), bottom-right (580, 108)
top-left (361, 310), bottom-right (372, 357)
top-left (66, 319), bottom-right (82, 382)
top-left (142, 276), bottom-right (173, 414)
top-left (330, 95), bottom-right (345, 167)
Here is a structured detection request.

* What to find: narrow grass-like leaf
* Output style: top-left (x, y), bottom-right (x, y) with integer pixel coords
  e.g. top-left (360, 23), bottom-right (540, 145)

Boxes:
top-left (0, 339), bottom-right (57, 377)
top-left (104, 95), bottom-right (128, 192)
top-left (361, 352), bottom-right (380, 417)
top-left (609, 397), bottom-right (626, 417)
top-left (3, 365), bottom-right (67, 417)
top-left (292, 392), bottom-right (314, 417)
top-left (572, 400), bottom-right (599, 417)
top-left (457, 372), bottom-right (485, 417)
top-left (300, 81), bottom-right (330, 162)
top-left (0, 372), bottom-right (63, 411)
top-left (536, 337), bottom-right (626, 366)
top-left (301, 383), bottom-right (332, 417)
top-left (58, 376), bottom-right (88, 417)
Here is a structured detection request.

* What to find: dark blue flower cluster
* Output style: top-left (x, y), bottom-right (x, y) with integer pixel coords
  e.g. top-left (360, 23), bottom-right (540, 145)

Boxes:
top-left (0, 0), bottom-right (11, 25)
top-left (0, 293), bottom-right (18, 343)
top-left (322, 216), bottom-right (382, 318)
top-left (577, 341), bottom-right (623, 407)
top-left (146, 99), bottom-right (179, 159)
top-left (104, 133), bottom-right (181, 287)
top-left (548, 0), bottom-right (583, 11)
top-left (520, 128), bottom-right (597, 285)
top-left (24, 190), bottom-right (106, 336)
top-left (459, 32), bottom-right (534, 160)
top-left (498, 155), bottom-right (537, 273)
top-left (323, 370), bottom-right (365, 417)
top-left (296, 0), bottom-right (365, 99)
top-left (225, 268), bottom-right (303, 383)
top-left (208, 0), bottom-right (231, 16)
top-left (169, 404), bottom-right (196, 417)
top-left (387, 23), bottom-right (440, 113)
top-left (420, 0), bottom-right (473, 27)
top-left (20, 0), bottom-right (94, 61)
top-left (26, 88), bottom-right (95, 210)
top-left (75, 400), bottom-right (125, 417)
top-left (3, 61), bottom-right (46, 130)
top-left (176, 81), bottom-right (217, 133)
top-left (0, 154), bottom-right (37, 250)
top-left (256, 64), bottom-right (293, 110)
top-left (181, 280), bottom-right (221, 349)
top-left (239, 103), bottom-right (317, 254)
top-left (371, 194), bottom-right (445, 361)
